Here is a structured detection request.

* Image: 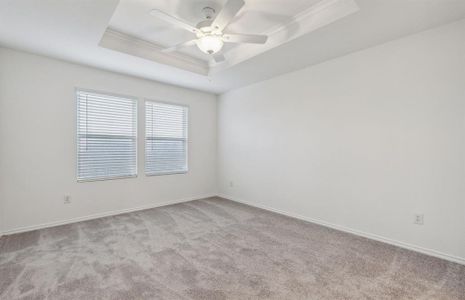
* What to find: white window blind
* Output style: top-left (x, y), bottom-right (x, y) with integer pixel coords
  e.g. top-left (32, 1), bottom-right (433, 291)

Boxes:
top-left (145, 101), bottom-right (188, 175)
top-left (77, 90), bottom-right (137, 181)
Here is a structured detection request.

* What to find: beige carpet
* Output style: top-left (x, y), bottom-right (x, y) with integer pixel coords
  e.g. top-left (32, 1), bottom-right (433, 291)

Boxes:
top-left (1, 197), bottom-right (464, 299)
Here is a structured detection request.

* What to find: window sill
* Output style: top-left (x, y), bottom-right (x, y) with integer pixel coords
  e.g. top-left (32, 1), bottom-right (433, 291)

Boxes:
top-left (145, 171), bottom-right (188, 177)
top-left (77, 175), bottom-right (137, 183)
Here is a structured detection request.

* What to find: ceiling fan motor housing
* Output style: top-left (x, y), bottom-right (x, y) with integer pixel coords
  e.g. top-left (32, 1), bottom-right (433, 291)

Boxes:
top-left (195, 7), bottom-right (223, 55)
top-left (152, 0), bottom-right (267, 61)
top-left (196, 20), bottom-right (214, 33)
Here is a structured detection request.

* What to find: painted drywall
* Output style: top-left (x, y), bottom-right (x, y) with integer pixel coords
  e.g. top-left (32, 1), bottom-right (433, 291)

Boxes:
top-left (0, 47), bottom-right (217, 233)
top-left (218, 19), bottom-right (465, 262)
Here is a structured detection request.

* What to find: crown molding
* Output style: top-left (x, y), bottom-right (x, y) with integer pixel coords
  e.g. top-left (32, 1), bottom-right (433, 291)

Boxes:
top-left (99, 0), bottom-right (359, 77)
top-left (209, 0), bottom-right (359, 74)
top-left (209, 0), bottom-right (360, 75)
top-left (99, 28), bottom-right (209, 75)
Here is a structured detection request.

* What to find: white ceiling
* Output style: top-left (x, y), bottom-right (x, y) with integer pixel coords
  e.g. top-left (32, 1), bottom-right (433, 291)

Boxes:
top-left (102, 0), bottom-right (358, 75)
top-left (1, 0), bottom-right (465, 94)
top-left (108, 0), bottom-right (324, 62)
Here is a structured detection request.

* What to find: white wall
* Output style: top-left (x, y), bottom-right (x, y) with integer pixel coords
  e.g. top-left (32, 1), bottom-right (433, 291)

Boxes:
top-left (0, 47), bottom-right (217, 233)
top-left (1, 19), bottom-right (464, 265)
top-left (218, 20), bottom-right (465, 262)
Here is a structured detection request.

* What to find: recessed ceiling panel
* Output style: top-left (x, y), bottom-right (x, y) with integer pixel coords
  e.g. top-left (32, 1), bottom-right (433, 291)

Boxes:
top-left (226, 0), bottom-right (323, 34)
top-left (105, 0), bottom-right (357, 73)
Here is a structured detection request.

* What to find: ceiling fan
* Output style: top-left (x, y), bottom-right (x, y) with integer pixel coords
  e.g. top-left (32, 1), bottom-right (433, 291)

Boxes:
top-left (150, 0), bottom-right (268, 63)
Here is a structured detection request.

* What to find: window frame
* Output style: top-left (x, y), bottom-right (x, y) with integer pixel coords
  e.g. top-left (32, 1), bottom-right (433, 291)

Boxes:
top-left (144, 99), bottom-right (189, 177)
top-left (75, 88), bottom-right (138, 182)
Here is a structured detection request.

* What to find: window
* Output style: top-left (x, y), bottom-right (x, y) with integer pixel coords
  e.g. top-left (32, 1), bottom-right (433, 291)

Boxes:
top-left (77, 90), bottom-right (137, 181)
top-left (145, 101), bottom-right (188, 175)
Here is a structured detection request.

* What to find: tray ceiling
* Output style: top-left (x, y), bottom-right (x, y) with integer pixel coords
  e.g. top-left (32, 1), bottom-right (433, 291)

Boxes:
top-left (2, 0), bottom-right (465, 93)
top-left (101, 0), bottom-right (359, 75)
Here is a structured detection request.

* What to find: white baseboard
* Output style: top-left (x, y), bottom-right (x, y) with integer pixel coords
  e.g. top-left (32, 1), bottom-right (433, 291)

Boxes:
top-left (218, 194), bottom-right (465, 266)
top-left (0, 194), bottom-right (216, 236)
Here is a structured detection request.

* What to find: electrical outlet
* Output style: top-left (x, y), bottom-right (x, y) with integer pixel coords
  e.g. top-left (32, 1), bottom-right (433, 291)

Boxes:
top-left (64, 195), bottom-right (71, 204)
top-left (414, 214), bottom-right (424, 225)
top-left (229, 181), bottom-right (234, 188)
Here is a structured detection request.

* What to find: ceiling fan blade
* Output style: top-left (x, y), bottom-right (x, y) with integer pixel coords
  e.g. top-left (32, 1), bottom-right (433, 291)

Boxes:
top-left (211, 0), bottom-right (245, 31)
top-left (213, 53), bottom-right (226, 63)
top-left (162, 39), bottom-right (197, 53)
top-left (150, 9), bottom-right (198, 34)
top-left (223, 34), bottom-right (268, 44)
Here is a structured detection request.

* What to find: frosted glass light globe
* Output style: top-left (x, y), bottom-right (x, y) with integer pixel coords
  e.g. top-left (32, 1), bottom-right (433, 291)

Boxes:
top-left (196, 35), bottom-right (224, 54)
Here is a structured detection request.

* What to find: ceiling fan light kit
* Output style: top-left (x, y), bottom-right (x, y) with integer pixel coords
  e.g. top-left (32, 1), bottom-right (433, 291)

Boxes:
top-left (150, 0), bottom-right (268, 63)
top-left (196, 35), bottom-right (224, 54)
